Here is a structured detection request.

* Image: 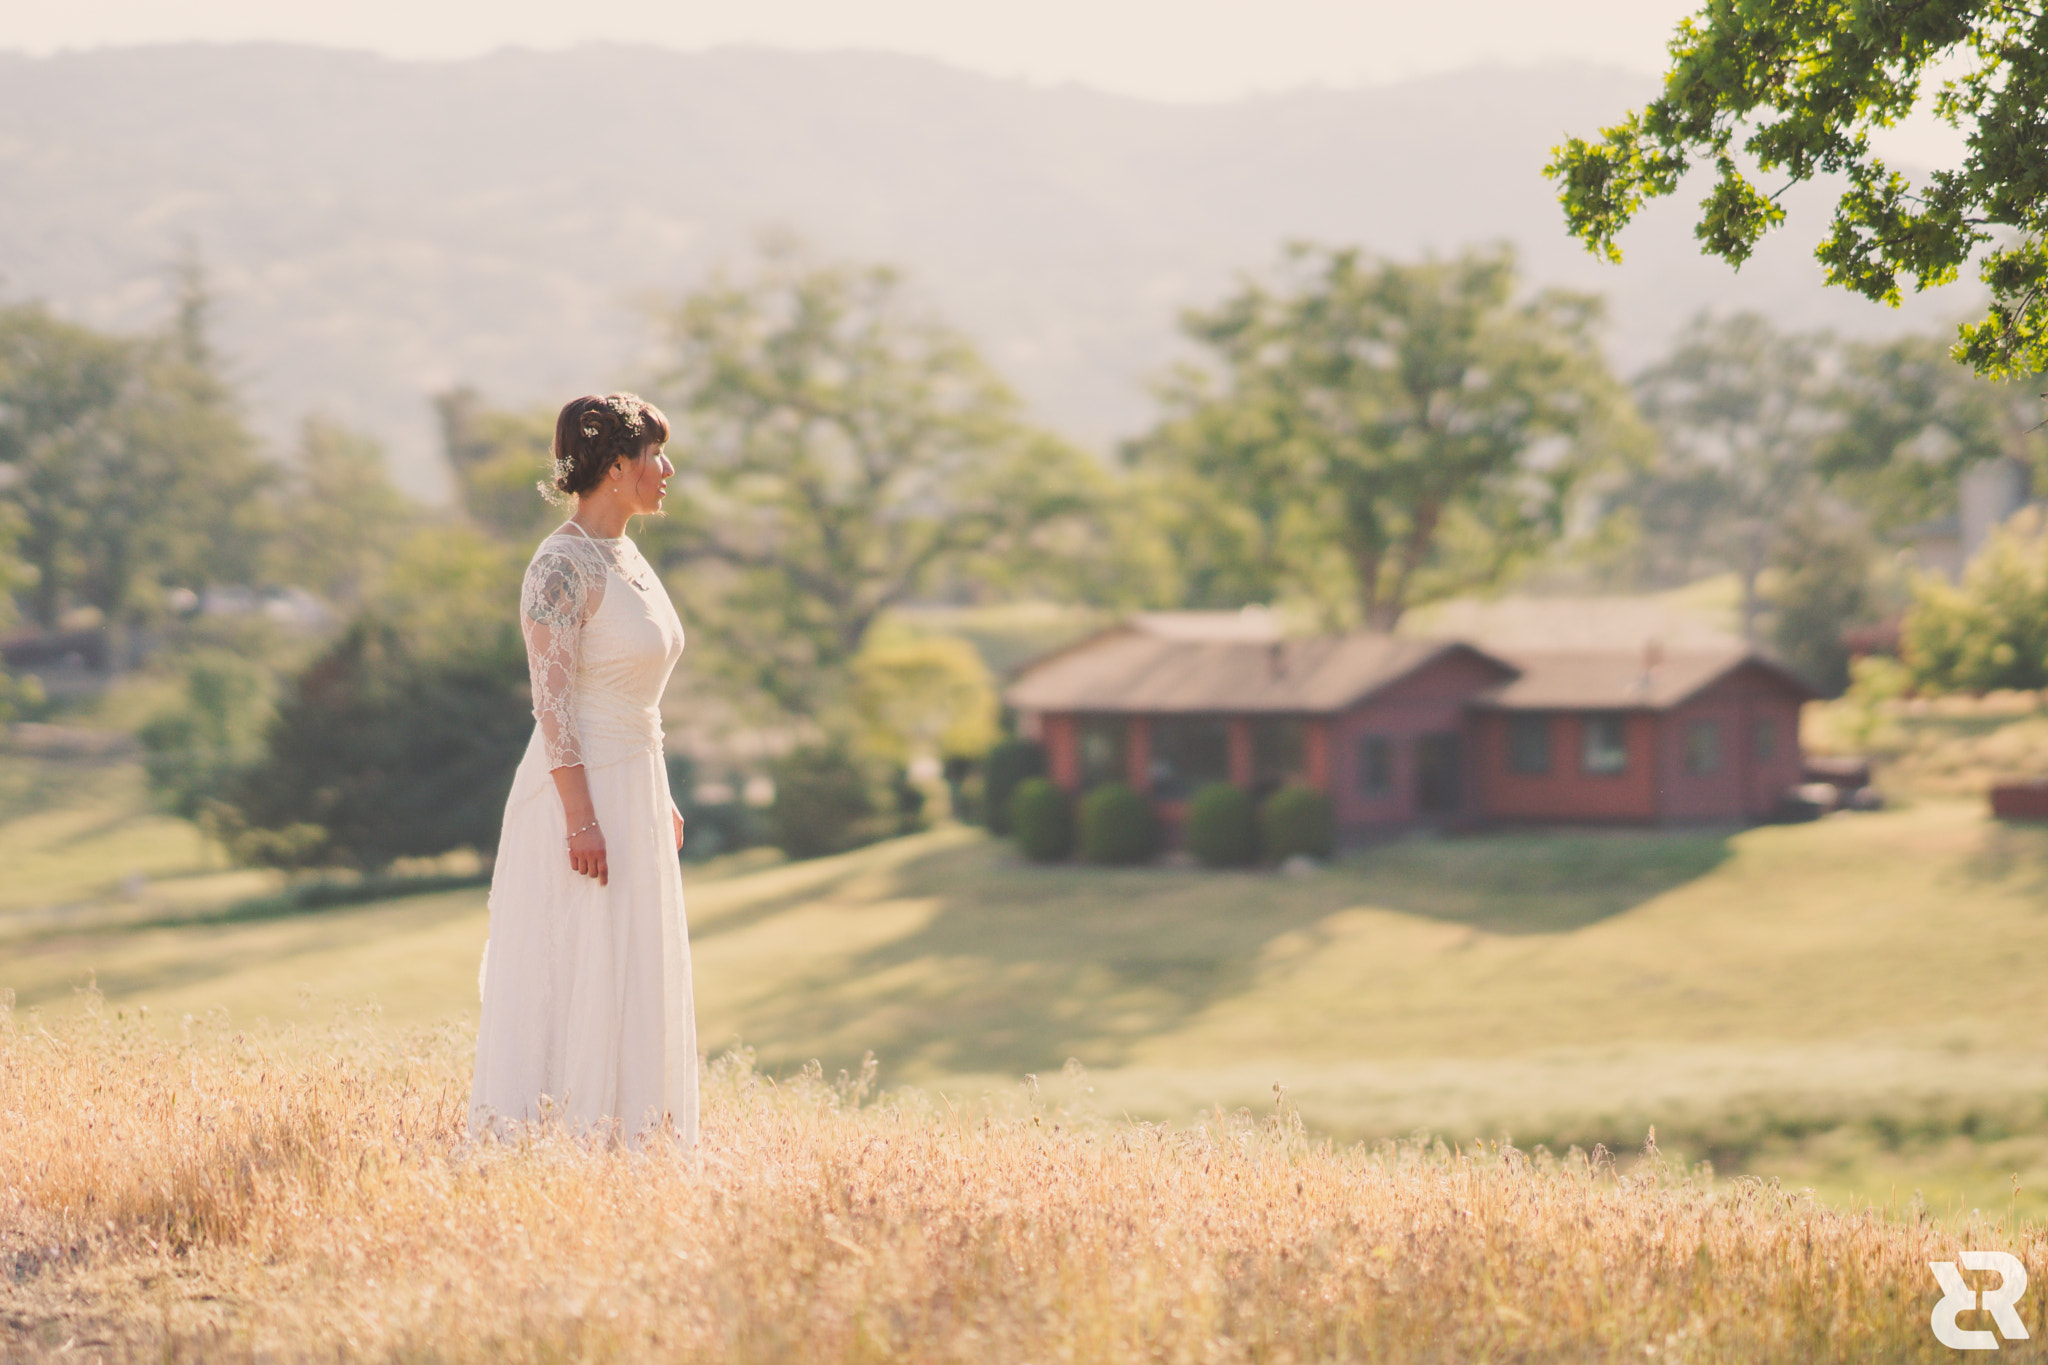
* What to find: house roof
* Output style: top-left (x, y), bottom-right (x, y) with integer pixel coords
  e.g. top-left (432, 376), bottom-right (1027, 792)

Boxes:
top-left (1480, 644), bottom-right (1819, 711)
top-left (1004, 622), bottom-right (1513, 715)
top-left (1123, 608), bottom-right (1284, 642)
top-left (1004, 614), bottom-right (1820, 717)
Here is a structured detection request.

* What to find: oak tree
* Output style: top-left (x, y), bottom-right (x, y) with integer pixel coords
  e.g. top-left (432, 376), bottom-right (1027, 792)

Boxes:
top-left (644, 248), bottom-right (1108, 718)
top-left (1139, 244), bottom-right (1632, 629)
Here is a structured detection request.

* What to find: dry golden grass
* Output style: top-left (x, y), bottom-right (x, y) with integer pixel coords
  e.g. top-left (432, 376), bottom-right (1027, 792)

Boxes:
top-left (2, 999), bottom-right (2035, 1363)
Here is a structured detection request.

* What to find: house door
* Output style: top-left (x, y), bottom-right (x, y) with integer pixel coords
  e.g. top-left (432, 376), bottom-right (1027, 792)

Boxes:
top-left (1416, 732), bottom-right (1463, 815)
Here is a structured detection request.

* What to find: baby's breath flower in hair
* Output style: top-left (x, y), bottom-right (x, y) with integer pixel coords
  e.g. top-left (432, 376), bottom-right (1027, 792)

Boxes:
top-left (541, 392), bottom-right (672, 508)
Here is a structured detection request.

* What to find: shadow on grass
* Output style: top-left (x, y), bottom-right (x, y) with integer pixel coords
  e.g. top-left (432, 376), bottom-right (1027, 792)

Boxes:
top-left (728, 825), bottom-right (1735, 1081)
top-left (130, 871), bottom-right (491, 931)
top-left (1957, 817), bottom-right (2048, 896)
top-left (1340, 827), bottom-right (1736, 934)
top-left (8, 872), bottom-right (492, 1012)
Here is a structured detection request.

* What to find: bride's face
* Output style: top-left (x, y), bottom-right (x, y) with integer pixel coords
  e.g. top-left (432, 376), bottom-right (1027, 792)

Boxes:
top-left (614, 441), bottom-right (674, 515)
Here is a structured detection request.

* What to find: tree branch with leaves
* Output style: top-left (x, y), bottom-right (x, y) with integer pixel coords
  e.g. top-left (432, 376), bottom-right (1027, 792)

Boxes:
top-left (1549, 0), bottom-right (2048, 378)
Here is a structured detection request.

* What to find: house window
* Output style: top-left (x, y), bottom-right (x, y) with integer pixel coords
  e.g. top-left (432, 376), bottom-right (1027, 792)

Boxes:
top-left (1077, 717), bottom-right (1126, 789)
top-left (1357, 734), bottom-right (1393, 798)
top-left (1507, 714), bottom-right (1551, 775)
top-left (1149, 717), bottom-right (1230, 800)
top-left (1416, 733), bottom-right (1462, 814)
top-left (1685, 719), bottom-right (1722, 775)
top-left (1753, 717), bottom-right (1778, 760)
top-left (1581, 713), bottom-right (1628, 775)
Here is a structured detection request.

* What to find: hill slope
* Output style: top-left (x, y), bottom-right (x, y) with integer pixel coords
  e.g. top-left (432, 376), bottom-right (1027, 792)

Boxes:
top-left (11, 777), bottom-right (2048, 1212)
top-left (0, 45), bottom-right (1972, 497)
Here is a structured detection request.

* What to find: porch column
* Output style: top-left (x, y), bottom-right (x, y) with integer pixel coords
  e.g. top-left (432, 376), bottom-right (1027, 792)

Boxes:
top-left (1125, 717), bottom-right (1152, 793)
top-left (1304, 719), bottom-right (1332, 793)
top-left (1045, 715), bottom-right (1080, 791)
top-left (1228, 717), bottom-right (1255, 788)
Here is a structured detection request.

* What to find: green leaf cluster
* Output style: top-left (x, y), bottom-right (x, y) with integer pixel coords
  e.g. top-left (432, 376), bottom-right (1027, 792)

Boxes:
top-left (278, 416), bottom-right (421, 610)
top-left (209, 616), bottom-right (533, 871)
top-left (1549, 0), bottom-right (2048, 378)
top-left (1903, 508), bottom-right (2048, 692)
top-left (138, 650), bottom-right (274, 819)
top-left (436, 387), bottom-right (564, 543)
top-left (0, 278), bottom-right (273, 639)
top-left (849, 628), bottom-right (999, 767)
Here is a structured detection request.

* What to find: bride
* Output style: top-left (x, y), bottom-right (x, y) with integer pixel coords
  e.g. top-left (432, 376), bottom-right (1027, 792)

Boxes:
top-left (469, 392), bottom-right (697, 1147)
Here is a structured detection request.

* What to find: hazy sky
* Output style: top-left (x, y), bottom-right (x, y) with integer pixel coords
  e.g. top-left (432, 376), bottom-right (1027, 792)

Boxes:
top-left (4, 0), bottom-right (1707, 99)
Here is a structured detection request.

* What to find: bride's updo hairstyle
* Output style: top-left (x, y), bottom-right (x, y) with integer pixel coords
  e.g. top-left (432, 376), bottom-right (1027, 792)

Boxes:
top-left (543, 392), bottom-right (671, 505)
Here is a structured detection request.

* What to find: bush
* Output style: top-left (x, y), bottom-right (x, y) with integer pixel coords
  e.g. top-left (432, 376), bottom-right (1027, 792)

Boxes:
top-left (1079, 782), bottom-right (1156, 866)
top-left (1008, 777), bottom-right (1072, 863)
top-left (983, 737), bottom-right (1046, 835)
top-left (215, 617), bottom-right (531, 871)
top-left (1903, 510), bottom-right (2048, 694)
top-left (1260, 785), bottom-right (1333, 862)
top-left (768, 742), bottom-right (890, 861)
top-left (1185, 782), bottom-right (1257, 867)
top-left (140, 650), bottom-right (273, 819)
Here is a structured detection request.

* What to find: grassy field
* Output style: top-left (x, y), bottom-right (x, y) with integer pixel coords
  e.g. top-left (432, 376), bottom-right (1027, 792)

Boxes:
top-left (10, 743), bottom-right (2048, 1226)
top-left (10, 1015), bottom-right (2027, 1363)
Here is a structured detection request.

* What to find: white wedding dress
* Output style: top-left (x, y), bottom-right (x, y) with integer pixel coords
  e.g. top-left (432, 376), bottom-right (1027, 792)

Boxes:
top-left (469, 525), bottom-right (698, 1146)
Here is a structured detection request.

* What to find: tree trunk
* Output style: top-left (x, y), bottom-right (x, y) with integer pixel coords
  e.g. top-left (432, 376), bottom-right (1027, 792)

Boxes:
top-left (1372, 501), bottom-right (1441, 634)
top-left (1353, 543), bottom-right (1391, 632)
top-left (1739, 540), bottom-right (1766, 645)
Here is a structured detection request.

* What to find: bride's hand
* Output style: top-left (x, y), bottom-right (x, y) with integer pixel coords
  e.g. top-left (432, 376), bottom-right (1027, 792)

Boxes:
top-left (568, 823), bottom-right (608, 885)
top-left (672, 806), bottom-right (685, 851)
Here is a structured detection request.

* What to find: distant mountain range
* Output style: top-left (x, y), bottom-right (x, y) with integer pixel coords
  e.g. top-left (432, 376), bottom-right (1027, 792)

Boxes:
top-left (0, 44), bottom-right (1975, 500)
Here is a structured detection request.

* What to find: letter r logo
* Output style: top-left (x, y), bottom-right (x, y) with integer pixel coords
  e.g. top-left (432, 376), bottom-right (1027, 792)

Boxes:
top-left (1932, 1252), bottom-right (2030, 1350)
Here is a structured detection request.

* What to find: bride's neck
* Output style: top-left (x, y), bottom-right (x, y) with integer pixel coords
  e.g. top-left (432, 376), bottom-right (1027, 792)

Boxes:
top-left (569, 496), bottom-right (633, 540)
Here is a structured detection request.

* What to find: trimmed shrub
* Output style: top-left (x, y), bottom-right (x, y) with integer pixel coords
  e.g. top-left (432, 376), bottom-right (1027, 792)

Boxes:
top-left (1260, 785), bottom-right (1333, 862)
top-left (1185, 782), bottom-right (1258, 868)
top-left (1009, 777), bottom-right (1073, 862)
top-left (983, 737), bottom-right (1047, 835)
top-left (768, 742), bottom-right (888, 861)
top-left (1079, 781), bottom-right (1156, 866)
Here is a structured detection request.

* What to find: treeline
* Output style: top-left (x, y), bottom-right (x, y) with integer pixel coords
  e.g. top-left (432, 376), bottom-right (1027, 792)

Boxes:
top-left (0, 242), bottom-right (2040, 868)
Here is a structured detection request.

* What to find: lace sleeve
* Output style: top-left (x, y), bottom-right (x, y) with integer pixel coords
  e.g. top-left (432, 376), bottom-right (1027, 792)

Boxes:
top-left (520, 544), bottom-right (603, 770)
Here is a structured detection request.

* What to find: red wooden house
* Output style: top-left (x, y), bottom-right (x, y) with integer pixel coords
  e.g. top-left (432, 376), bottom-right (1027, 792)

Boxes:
top-left (1005, 614), bottom-right (1816, 843)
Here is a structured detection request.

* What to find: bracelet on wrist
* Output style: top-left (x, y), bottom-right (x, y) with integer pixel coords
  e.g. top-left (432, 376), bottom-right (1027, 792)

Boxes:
top-left (565, 818), bottom-right (599, 843)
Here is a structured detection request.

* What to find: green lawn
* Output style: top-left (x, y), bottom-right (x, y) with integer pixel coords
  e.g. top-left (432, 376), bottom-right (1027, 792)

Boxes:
top-left (9, 746), bottom-right (2048, 1218)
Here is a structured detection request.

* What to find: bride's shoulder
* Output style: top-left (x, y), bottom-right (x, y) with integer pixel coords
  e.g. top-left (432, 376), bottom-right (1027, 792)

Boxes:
top-left (529, 527), bottom-right (600, 561)
top-left (523, 532), bottom-right (605, 584)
